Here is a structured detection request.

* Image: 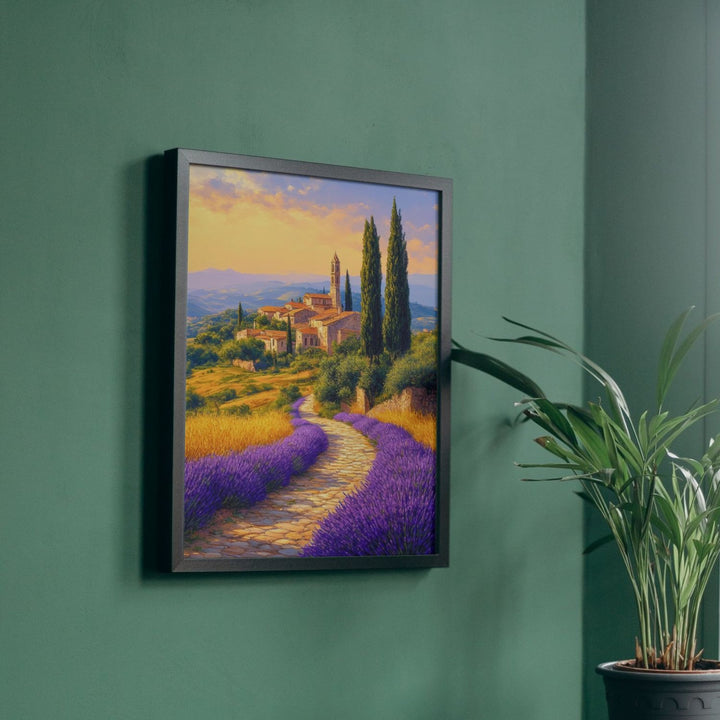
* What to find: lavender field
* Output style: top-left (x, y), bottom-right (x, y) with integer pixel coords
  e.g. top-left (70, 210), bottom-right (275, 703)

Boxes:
top-left (184, 396), bottom-right (437, 560)
top-left (184, 398), bottom-right (328, 532)
top-left (301, 413), bottom-right (436, 557)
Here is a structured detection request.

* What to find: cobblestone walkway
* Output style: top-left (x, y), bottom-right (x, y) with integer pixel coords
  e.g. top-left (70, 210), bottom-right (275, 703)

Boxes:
top-left (183, 395), bottom-right (376, 559)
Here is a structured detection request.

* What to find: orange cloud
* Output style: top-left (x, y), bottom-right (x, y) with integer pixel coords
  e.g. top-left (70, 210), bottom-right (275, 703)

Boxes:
top-left (406, 237), bottom-right (437, 274)
top-left (189, 179), bottom-right (367, 276)
top-left (187, 166), bottom-right (438, 278)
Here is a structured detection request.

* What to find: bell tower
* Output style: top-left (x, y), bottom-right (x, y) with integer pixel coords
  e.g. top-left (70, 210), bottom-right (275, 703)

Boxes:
top-left (330, 252), bottom-right (341, 311)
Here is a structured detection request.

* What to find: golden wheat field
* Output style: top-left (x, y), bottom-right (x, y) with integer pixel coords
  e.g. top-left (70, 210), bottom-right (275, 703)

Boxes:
top-left (185, 410), bottom-right (294, 461)
top-left (367, 407), bottom-right (437, 450)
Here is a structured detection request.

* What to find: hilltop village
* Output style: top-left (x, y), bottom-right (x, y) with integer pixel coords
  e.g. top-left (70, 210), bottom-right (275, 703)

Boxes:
top-left (236, 253), bottom-right (360, 355)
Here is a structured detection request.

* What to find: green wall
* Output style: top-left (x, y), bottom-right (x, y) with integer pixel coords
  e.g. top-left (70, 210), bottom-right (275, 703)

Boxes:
top-left (1, 1), bottom-right (585, 718)
top-left (585, 1), bottom-right (720, 718)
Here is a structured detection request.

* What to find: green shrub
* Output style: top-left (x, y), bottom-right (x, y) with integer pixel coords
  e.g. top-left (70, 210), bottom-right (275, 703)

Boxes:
top-left (359, 354), bottom-right (390, 403)
top-left (274, 384), bottom-right (302, 408)
top-left (186, 388), bottom-right (206, 412)
top-left (186, 343), bottom-right (219, 371)
top-left (225, 403), bottom-right (251, 416)
top-left (384, 331), bottom-right (437, 397)
top-left (219, 338), bottom-right (265, 363)
top-left (332, 335), bottom-right (361, 356)
top-left (195, 331), bottom-right (223, 346)
top-left (317, 401), bottom-right (341, 418)
top-left (210, 388), bottom-right (237, 403)
top-left (315, 352), bottom-right (367, 407)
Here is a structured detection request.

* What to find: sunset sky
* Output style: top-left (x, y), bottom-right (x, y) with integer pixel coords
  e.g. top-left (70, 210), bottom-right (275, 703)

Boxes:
top-left (188, 164), bottom-right (439, 278)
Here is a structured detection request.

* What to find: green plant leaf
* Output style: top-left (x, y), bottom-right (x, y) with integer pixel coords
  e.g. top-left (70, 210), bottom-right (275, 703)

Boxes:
top-left (655, 493), bottom-right (683, 550)
top-left (648, 401), bottom-right (720, 466)
top-left (638, 411), bottom-right (649, 454)
top-left (567, 412), bottom-right (609, 468)
top-left (519, 472), bottom-right (606, 483)
top-left (533, 435), bottom-right (592, 468)
top-left (515, 461), bottom-right (586, 470)
top-left (455, 312), bottom-right (720, 670)
top-left (500, 317), bottom-right (633, 432)
top-left (656, 307), bottom-right (695, 408)
top-left (521, 407), bottom-right (570, 445)
top-left (658, 310), bottom-right (720, 409)
top-left (533, 398), bottom-right (577, 447)
top-left (450, 347), bottom-right (546, 399)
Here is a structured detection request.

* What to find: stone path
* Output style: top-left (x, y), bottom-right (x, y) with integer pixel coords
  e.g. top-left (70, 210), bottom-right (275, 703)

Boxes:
top-left (183, 395), bottom-right (376, 559)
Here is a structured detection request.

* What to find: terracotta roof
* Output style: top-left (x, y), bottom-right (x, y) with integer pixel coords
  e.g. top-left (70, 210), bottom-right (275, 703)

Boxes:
top-left (284, 301), bottom-right (305, 309)
top-left (320, 310), bottom-right (360, 326)
top-left (259, 305), bottom-right (286, 312)
top-left (296, 326), bottom-right (318, 336)
top-left (311, 309), bottom-right (339, 321)
top-left (258, 330), bottom-right (287, 339)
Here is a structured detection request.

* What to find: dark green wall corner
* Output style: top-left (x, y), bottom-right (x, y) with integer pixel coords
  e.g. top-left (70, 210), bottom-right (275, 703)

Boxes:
top-left (585, 2), bottom-right (720, 719)
top-left (2, 2), bottom-right (587, 719)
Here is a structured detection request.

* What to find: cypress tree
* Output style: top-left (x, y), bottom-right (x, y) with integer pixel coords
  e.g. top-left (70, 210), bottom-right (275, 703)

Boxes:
top-left (237, 301), bottom-right (243, 329)
top-left (344, 270), bottom-right (353, 312)
top-left (360, 217), bottom-right (383, 359)
top-left (382, 198), bottom-right (411, 356)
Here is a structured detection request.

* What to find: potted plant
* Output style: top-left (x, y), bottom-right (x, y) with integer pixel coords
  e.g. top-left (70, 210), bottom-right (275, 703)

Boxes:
top-left (452, 309), bottom-right (720, 720)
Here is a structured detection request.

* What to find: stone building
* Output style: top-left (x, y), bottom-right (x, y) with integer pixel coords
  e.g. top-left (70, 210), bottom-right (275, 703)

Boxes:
top-left (303, 293), bottom-right (334, 312)
top-left (258, 305), bottom-right (288, 320)
top-left (295, 325), bottom-right (320, 350)
top-left (237, 253), bottom-right (361, 356)
top-left (317, 310), bottom-right (361, 350)
top-left (256, 330), bottom-right (287, 355)
top-left (287, 306), bottom-right (317, 326)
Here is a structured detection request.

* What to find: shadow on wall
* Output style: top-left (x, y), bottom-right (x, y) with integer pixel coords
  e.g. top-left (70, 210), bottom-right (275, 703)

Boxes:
top-left (139, 153), bottom-right (175, 579)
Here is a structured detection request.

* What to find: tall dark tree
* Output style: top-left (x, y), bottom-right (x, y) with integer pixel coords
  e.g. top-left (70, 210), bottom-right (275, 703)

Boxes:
top-left (344, 270), bottom-right (353, 311)
top-left (237, 301), bottom-right (243, 330)
top-left (286, 319), bottom-right (293, 355)
top-left (360, 217), bottom-right (383, 359)
top-left (382, 198), bottom-right (411, 357)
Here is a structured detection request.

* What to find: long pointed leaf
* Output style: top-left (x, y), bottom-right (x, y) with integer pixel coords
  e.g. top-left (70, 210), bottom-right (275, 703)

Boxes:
top-left (656, 307), bottom-right (695, 407)
top-left (500, 317), bottom-right (632, 431)
top-left (520, 472), bottom-right (608, 484)
top-left (450, 347), bottom-right (546, 399)
top-left (660, 312), bottom-right (720, 409)
top-left (515, 461), bottom-right (587, 470)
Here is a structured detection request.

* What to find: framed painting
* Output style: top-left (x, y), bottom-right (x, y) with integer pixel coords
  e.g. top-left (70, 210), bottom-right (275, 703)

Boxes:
top-left (165, 148), bottom-right (451, 572)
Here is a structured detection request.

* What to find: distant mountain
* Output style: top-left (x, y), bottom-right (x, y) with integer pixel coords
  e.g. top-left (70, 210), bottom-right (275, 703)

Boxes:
top-left (187, 268), bottom-right (438, 313)
top-left (185, 268), bottom-right (437, 332)
top-left (187, 268), bottom-right (327, 291)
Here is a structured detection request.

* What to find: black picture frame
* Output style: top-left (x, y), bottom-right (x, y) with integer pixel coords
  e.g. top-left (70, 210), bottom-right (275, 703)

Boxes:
top-left (165, 148), bottom-right (451, 572)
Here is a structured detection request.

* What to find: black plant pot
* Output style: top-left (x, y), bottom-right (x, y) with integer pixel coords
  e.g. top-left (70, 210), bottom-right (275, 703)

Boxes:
top-left (597, 661), bottom-right (720, 719)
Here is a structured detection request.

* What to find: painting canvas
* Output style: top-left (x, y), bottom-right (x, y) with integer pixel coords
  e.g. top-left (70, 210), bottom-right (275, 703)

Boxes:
top-left (166, 149), bottom-right (451, 572)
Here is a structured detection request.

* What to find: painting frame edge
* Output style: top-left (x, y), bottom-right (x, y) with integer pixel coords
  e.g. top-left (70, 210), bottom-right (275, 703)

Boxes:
top-left (164, 147), bottom-right (452, 573)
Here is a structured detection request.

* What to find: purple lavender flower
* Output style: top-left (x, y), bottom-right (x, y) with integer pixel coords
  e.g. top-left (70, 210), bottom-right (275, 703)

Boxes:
top-left (184, 411), bottom-right (328, 533)
top-left (290, 396), bottom-right (306, 417)
top-left (301, 414), bottom-right (436, 557)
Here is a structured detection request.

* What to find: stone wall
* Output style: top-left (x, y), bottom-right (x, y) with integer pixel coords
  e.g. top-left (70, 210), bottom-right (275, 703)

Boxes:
top-left (231, 359), bottom-right (256, 372)
top-left (358, 386), bottom-right (436, 415)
